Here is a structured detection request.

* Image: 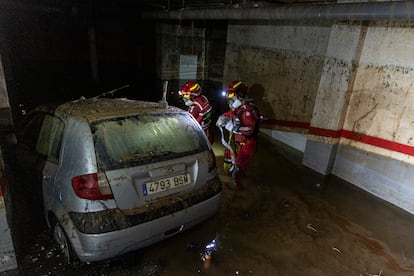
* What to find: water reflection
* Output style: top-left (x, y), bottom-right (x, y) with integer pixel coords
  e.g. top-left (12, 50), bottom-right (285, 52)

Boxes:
top-left (200, 235), bottom-right (218, 269)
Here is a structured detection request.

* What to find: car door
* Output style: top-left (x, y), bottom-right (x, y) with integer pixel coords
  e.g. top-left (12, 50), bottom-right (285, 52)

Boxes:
top-left (14, 111), bottom-right (48, 215)
top-left (36, 115), bottom-right (64, 216)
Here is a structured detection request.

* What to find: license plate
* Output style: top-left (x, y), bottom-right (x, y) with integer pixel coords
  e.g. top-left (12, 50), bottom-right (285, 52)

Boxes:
top-left (143, 174), bottom-right (191, 196)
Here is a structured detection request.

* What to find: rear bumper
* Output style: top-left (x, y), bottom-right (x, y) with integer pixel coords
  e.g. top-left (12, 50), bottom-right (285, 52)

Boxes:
top-left (69, 176), bottom-right (221, 234)
top-left (64, 178), bottom-right (222, 263)
top-left (68, 192), bottom-right (221, 263)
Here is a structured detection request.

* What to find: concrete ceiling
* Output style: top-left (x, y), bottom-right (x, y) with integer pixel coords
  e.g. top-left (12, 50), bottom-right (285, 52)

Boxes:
top-left (138, 0), bottom-right (337, 11)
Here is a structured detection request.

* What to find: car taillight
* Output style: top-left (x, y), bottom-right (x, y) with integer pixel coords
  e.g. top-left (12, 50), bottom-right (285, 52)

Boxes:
top-left (71, 173), bottom-right (114, 200)
top-left (208, 150), bottom-right (216, 172)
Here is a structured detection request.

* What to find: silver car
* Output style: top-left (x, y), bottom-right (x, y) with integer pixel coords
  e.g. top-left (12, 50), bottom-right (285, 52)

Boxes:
top-left (13, 97), bottom-right (222, 264)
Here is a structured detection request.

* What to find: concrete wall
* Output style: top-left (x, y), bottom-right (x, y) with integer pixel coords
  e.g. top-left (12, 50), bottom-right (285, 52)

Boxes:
top-left (303, 23), bottom-right (363, 174)
top-left (157, 22), bottom-right (227, 114)
top-left (224, 23), bottom-right (330, 124)
top-left (157, 23), bottom-right (207, 84)
top-left (223, 21), bottom-right (414, 215)
top-left (333, 23), bottom-right (414, 214)
top-left (157, 18), bottom-right (414, 215)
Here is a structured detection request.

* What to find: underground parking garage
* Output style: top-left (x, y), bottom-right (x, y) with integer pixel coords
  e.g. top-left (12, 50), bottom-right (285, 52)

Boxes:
top-left (2, 0), bottom-right (414, 275)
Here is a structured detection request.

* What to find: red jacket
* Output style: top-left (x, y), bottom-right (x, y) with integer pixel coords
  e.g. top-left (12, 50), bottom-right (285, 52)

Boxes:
top-left (188, 95), bottom-right (212, 130)
top-left (224, 101), bottom-right (260, 143)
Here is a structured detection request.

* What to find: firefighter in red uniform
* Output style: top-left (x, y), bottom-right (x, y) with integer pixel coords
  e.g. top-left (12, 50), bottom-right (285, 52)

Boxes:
top-left (179, 81), bottom-right (214, 144)
top-left (218, 80), bottom-right (260, 190)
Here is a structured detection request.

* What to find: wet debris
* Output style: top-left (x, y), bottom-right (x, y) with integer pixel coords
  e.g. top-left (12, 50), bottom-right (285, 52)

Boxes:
top-left (361, 268), bottom-right (382, 276)
top-left (134, 260), bottom-right (163, 275)
top-left (306, 223), bottom-right (317, 232)
top-left (281, 199), bottom-right (290, 208)
top-left (201, 238), bottom-right (218, 262)
top-left (201, 237), bottom-right (218, 270)
top-left (28, 241), bottom-right (60, 263)
top-left (331, 247), bottom-right (341, 254)
top-left (187, 234), bottom-right (219, 271)
top-left (401, 250), bottom-right (407, 262)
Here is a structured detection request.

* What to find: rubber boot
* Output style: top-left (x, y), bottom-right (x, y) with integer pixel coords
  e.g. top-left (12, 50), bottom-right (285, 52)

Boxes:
top-left (232, 167), bottom-right (243, 190)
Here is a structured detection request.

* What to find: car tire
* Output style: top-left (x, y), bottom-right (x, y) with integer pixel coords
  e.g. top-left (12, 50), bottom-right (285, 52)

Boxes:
top-left (53, 221), bottom-right (77, 265)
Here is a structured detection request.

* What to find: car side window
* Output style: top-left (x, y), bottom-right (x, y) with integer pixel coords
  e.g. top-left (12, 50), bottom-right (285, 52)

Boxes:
top-left (36, 114), bottom-right (64, 163)
top-left (21, 113), bottom-right (46, 150)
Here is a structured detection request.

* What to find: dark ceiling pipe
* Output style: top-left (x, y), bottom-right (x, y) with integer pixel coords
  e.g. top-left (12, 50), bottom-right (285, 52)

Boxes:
top-left (142, 1), bottom-right (414, 21)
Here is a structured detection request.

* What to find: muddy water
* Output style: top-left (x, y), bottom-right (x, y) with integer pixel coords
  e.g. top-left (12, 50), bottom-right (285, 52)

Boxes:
top-left (4, 134), bottom-right (414, 275)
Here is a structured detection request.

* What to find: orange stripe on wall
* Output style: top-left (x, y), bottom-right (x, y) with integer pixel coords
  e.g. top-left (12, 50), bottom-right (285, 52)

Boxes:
top-left (262, 119), bottom-right (414, 156)
top-left (309, 127), bottom-right (341, 138)
top-left (340, 129), bottom-right (414, 156)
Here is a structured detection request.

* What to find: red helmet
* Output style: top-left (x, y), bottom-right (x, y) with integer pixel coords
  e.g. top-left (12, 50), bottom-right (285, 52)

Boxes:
top-left (226, 80), bottom-right (248, 99)
top-left (181, 81), bottom-right (202, 98)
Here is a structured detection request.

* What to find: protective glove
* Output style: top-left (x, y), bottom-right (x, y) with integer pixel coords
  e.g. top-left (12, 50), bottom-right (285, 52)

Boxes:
top-left (224, 119), bottom-right (234, 132)
top-left (232, 125), bottom-right (240, 134)
top-left (216, 115), bottom-right (229, 127)
top-left (232, 118), bottom-right (241, 134)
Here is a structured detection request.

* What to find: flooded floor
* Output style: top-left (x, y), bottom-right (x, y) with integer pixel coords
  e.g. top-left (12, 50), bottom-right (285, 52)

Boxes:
top-left (3, 134), bottom-right (414, 275)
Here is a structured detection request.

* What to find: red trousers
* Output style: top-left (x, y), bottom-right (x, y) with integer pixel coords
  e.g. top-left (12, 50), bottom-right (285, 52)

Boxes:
top-left (234, 138), bottom-right (257, 189)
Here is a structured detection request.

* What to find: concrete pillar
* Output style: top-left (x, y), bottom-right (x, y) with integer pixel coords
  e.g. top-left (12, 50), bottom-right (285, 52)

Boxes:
top-left (332, 25), bottom-right (414, 214)
top-left (302, 24), bottom-right (366, 175)
top-left (0, 55), bottom-right (17, 272)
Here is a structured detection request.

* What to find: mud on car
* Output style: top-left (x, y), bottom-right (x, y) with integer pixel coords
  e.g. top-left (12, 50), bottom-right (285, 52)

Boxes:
top-left (12, 97), bottom-right (222, 264)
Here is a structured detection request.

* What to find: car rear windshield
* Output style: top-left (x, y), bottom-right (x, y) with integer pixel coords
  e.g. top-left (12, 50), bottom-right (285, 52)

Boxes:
top-left (91, 113), bottom-right (209, 170)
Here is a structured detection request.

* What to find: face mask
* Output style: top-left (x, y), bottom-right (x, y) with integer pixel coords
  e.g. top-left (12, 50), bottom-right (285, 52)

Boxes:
top-left (184, 98), bottom-right (193, 106)
top-left (231, 98), bottom-right (242, 109)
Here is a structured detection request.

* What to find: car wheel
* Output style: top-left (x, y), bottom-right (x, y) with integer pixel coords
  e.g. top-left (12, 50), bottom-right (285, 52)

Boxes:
top-left (53, 222), bottom-right (77, 265)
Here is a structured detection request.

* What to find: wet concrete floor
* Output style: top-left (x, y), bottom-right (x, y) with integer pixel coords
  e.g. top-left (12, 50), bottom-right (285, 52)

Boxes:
top-left (3, 133), bottom-right (414, 275)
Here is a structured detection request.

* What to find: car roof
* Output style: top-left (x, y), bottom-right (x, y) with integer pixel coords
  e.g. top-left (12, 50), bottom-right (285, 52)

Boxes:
top-left (55, 97), bottom-right (185, 122)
